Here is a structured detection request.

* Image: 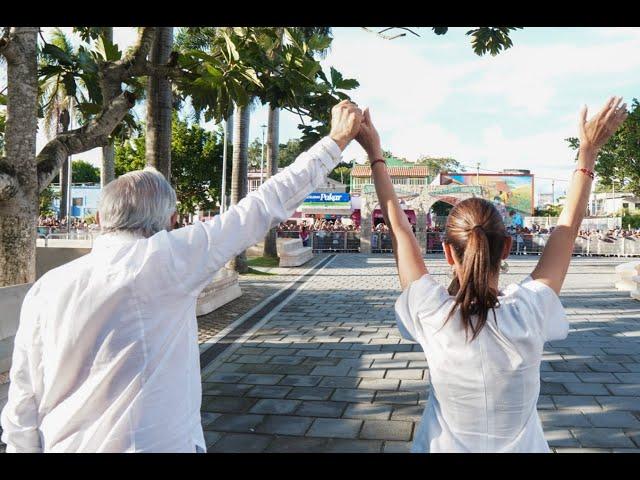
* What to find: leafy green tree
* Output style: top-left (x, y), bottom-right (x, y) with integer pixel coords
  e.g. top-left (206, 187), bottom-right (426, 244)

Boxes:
top-left (415, 155), bottom-right (465, 174)
top-left (114, 115), bottom-right (227, 216)
top-left (51, 159), bottom-right (100, 184)
top-left (329, 163), bottom-right (352, 189)
top-left (247, 137), bottom-right (263, 169)
top-left (278, 138), bottom-right (305, 168)
top-left (39, 185), bottom-right (59, 217)
top-left (71, 159), bottom-right (100, 183)
top-left (114, 134), bottom-right (146, 176)
top-left (566, 99), bottom-right (640, 195)
top-left (366, 27), bottom-right (522, 56)
top-left (171, 116), bottom-right (225, 215)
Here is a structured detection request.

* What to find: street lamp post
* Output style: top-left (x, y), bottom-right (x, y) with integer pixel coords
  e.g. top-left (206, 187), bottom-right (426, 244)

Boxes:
top-left (66, 97), bottom-right (74, 236)
top-left (260, 124), bottom-right (267, 185)
top-left (612, 178), bottom-right (621, 216)
top-left (221, 119), bottom-right (229, 213)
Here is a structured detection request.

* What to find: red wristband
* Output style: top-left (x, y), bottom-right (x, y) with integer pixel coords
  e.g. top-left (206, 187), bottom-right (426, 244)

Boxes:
top-left (574, 168), bottom-right (595, 180)
top-left (370, 159), bottom-right (386, 168)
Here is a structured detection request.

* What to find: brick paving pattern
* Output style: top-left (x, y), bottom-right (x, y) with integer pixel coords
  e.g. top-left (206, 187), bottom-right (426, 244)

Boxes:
top-left (2, 254), bottom-right (639, 453)
top-left (200, 255), bottom-right (640, 453)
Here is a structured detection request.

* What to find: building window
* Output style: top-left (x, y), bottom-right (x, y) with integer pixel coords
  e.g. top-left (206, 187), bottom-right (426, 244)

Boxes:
top-left (72, 197), bottom-right (84, 206)
top-left (623, 202), bottom-right (629, 209)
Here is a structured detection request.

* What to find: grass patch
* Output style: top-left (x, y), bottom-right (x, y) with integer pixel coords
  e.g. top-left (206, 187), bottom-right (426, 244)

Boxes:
top-left (247, 256), bottom-right (280, 268)
top-left (245, 267), bottom-right (276, 276)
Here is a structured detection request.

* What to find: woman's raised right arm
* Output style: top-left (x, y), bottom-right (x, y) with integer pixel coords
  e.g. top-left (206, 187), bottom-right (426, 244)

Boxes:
top-left (532, 97), bottom-right (628, 294)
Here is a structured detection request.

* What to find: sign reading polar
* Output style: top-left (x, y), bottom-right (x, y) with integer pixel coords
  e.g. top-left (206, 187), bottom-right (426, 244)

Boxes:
top-left (440, 172), bottom-right (535, 216)
top-left (302, 192), bottom-right (351, 208)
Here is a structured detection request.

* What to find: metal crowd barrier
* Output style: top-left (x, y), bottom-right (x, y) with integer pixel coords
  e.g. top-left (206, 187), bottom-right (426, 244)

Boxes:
top-left (276, 231), bottom-right (301, 239)
top-left (426, 231), bottom-right (640, 257)
top-left (37, 230), bottom-right (97, 247)
top-left (370, 232), bottom-right (393, 253)
top-left (312, 231), bottom-right (360, 253)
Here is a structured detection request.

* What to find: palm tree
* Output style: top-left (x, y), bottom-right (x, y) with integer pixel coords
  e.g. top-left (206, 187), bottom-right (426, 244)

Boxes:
top-left (40, 28), bottom-right (80, 219)
top-left (262, 27), bottom-right (333, 258)
top-left (227, 102), bottom-right (250, 273)
top-left (145, 27), bottom-right (174, 181)
top-left (100, 27), bottom-right (115, 187)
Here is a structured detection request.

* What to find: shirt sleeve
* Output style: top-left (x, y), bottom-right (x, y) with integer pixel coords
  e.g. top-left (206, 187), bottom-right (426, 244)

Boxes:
top-left (394, 274), bottom-right (452, 344)
top-left (517, 275), bottom-right (569, 342)
top-left (161, 136), bottom-right (342, 295)
top-left (0, 285), bottom-right (44, 453)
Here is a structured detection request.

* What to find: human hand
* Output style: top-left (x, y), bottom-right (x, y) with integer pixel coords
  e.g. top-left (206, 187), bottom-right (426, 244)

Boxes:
top-left (329, 100), bottom-right (363, 151)
top-left (355, 107), bottom-right (383, 160)
top-left (579, 96), bottom-right (628, 154)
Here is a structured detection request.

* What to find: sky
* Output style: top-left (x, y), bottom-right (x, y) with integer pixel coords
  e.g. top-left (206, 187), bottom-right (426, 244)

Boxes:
top-left (32, 27), bottom-right (640, 202)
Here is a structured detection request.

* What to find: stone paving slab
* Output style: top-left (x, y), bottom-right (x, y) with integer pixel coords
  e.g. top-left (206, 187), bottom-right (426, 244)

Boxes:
top-left (2, 255), bottom-right (639, 453)
top-left (197, 255), bottom-right (640, 453)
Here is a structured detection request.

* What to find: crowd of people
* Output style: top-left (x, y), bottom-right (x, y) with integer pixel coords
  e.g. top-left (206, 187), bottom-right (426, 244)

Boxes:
top-left (37, 215), bottom-right (93, 235)
top-left (276, 218), bottom-right (360, 233)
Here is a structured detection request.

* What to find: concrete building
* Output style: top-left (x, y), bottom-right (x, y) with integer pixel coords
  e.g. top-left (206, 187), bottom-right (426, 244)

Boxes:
top-left (51, 183), bottom-right (101, 218)
top-left (350, 156), bottom-right (435, 194)
top-left (248, 169), bottom-right (347, 193)
top-left (588, 191), bottom-right (640, 216)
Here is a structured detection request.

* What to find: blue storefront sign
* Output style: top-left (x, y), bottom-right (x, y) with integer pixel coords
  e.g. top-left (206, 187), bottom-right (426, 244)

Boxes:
top-left (303, 192), bottom-right (351, 204)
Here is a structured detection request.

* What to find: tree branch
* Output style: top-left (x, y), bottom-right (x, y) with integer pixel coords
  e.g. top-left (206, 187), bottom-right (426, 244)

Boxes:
top-left (0, 28), bottom-right (17, 62)
top-left (36, 91), bottom-right (136, 192)
top-left (122, 27), bottom-right (157, 77)
top-left (0, 157), bottom-right (19, 201)
top-left (361, 27), bottom-right (406, 41)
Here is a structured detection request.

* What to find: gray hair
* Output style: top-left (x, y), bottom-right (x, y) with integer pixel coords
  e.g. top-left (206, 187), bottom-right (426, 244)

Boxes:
top-left (98, 167), bottom-right (177, 238)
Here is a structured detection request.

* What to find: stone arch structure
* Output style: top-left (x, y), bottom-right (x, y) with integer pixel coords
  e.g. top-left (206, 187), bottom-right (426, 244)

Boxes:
top-left (359, 184), bottom-right (489, 253)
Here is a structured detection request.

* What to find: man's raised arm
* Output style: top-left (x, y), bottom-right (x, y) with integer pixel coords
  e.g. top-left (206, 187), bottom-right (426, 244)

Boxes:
top-left (164, 101), bottom-right (363, 294)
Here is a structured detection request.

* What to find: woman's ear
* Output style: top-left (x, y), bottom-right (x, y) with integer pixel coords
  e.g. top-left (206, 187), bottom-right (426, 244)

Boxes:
top-left (502, 235), bottom-right (513, 260)
top-left (443, 242), bottom-right (456, 266)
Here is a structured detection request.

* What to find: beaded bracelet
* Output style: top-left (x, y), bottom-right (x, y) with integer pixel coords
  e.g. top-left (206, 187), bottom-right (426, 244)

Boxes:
top-left (574, 168), bottom-right (595, 180)
top-left (370, 159), bottom-right (387, 168)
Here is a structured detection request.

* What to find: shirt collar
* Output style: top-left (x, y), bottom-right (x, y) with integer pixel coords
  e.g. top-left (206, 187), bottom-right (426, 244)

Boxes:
top-left (92, 230), bottom-right (147, 250)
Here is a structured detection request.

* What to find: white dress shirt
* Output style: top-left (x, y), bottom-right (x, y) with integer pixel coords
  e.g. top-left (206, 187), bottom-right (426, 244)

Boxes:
top-left (1, 136), bottom-right (342, 453)
top-left (395, 273), bottom-right (568, 453)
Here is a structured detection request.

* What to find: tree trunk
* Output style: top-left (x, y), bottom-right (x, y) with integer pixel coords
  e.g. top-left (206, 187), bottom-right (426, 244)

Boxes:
top-left (58, 109), bottom-right (71, 219)
top-left (0, 27), bottom-right (153, 288)
top-left (145, 27), bottom-right (173, 181)
top-left (100, 27), bottom-right (116, 187)
top-left (262, 105), bottom-right (280, 258)
top-left (227, 103), bottom-right (249, 273)
top-left (0, 28), bottom-right (39, 286)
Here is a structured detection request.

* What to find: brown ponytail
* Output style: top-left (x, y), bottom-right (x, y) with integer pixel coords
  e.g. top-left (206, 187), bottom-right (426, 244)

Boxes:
top-left (444, 198), bottom-right (507, 341)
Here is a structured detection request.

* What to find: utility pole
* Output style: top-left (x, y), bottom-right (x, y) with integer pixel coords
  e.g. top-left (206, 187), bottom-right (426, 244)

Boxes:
top-left (66, 97), bottom-right (74, 236)
top-left (260, 124), bottom-right (267, 185)
top-left (221, 119), bottom-right (229, 213)
top-left (551, 179), bottom-right (555, 206)
top-left (476, 162), bottom-right (480, 185)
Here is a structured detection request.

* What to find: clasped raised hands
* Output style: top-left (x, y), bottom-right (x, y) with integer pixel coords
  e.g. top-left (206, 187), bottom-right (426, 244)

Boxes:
top-left (329, 100), bottom-right (363, 151)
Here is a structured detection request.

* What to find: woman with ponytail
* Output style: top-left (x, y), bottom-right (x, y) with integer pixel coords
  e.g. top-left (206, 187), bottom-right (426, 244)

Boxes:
top-left (356, 98), bottom-right (628, 453)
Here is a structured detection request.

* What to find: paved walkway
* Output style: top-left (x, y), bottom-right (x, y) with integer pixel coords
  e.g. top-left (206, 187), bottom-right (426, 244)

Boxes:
top-left (199, 254), bottom-right (640, 453)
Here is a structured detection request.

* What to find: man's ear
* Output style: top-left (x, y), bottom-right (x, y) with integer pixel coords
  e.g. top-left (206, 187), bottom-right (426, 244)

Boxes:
top-left (170, 211), bottom-right (179, 228)
top-left (443, 242), bottom-right (455, 266)
top-left (502, 235), bottom-right (513, 260)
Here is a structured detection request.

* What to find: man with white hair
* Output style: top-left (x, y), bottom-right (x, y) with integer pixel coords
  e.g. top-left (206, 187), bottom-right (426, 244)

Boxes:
top-left (1, 100), bottom-right (363, 453)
